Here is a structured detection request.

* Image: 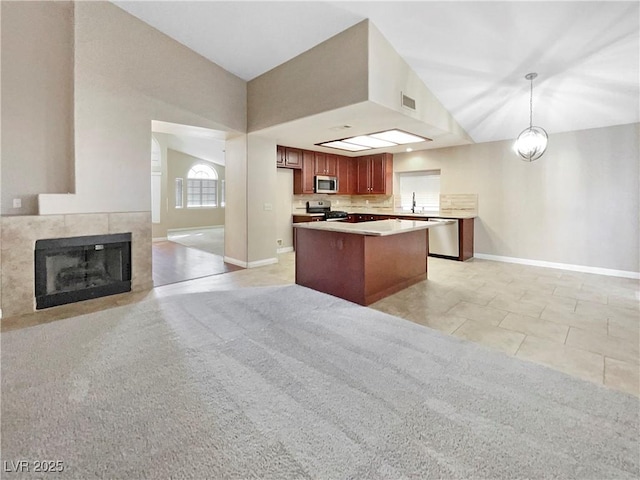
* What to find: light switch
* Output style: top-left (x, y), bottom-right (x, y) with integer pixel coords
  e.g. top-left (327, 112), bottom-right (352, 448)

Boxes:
top-left (12, 198), bottom-right (21, 208)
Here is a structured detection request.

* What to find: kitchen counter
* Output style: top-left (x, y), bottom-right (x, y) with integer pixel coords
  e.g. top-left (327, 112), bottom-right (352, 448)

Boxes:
top-left (292, 210), bottom-right (477, 219)
top-left (295, 219), bottom-right (435, 305)
top-left (291, 212), bottom-right (325, 218)
top-left (348, 210), bottom-right (477, 219)
top-left (293, 219), bottom-right (443, 236)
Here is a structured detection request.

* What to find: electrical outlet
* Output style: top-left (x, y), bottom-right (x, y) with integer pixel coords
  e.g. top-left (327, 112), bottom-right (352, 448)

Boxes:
top-left (277, 239), bottom-right (283, 246)
top-left (263, 203), bottom-right (273, 211)
top-left (12, 198), bottom-right (21, 208)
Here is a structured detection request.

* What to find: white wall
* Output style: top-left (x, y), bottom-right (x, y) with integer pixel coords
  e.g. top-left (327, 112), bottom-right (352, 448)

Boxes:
top-left (247, 20), bottom-right (369, 132)
top-left (34, 2), bottom-right (246, 215)
top-left (394, 123), bottom-right (640, 274)
top-left (1, 1), bottom-right (74, 215)
top-left (368, 22), bottom-right (472, 147)
top-left (247, 134), bottom-right (278, 265)
top-left (224, 135), bottom-right (248, 266)
top-left (276, 169), bottom-right (294, 250)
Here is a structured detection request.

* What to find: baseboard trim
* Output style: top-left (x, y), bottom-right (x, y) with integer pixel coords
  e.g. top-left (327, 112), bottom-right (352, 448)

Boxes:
top-left (277, 246), bottom-right (294, 254)
top-left (223, 256), bottom-right (247, 268)
top-left (474, 253), bottom-right (640, 279)
top-left (152, 237), bottom-right (168, 242)
top-left (248, 257), bottom-right (278, 268)
top-left (167, 225), bottom-right (224, 234)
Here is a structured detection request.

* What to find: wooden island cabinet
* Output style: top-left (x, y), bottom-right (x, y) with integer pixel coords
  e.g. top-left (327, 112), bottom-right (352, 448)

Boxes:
top-left (294, 219), bottom-right (443, 305)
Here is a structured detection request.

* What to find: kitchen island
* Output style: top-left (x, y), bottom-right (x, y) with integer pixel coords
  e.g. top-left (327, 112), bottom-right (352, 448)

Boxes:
top-left (293, 219), bottom-right (443, 305)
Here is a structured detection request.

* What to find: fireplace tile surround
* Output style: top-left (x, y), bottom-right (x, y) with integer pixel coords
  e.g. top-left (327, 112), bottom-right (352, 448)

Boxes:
top-left (0, 212), bottom-right (152, 318)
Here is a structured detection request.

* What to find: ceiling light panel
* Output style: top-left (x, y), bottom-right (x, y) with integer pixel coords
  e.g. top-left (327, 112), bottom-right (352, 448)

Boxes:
top-left (319, 141), bottom-right (371, 152)
top-left (343, 136), bottom-right (397, 148)
top-left (370, 129), bottom-right (430, 144)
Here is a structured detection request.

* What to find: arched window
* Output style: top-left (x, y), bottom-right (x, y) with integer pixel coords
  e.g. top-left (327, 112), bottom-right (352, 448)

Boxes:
top-left (187, 163), bottom-right (218, 207)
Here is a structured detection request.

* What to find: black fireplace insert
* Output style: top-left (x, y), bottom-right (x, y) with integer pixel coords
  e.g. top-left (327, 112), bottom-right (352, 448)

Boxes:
top-left (34, 233), bottom-right (132, 309)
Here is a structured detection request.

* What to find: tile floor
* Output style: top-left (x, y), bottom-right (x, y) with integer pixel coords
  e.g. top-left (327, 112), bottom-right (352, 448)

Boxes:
top-left (2, 252), bottom-right (638, 396)
top-left (370, 255), bottom-right (640, 396)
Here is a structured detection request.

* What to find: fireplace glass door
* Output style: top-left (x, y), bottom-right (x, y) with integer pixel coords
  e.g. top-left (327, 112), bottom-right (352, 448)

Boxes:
top-left (35, 233), bottom-right (132, 309)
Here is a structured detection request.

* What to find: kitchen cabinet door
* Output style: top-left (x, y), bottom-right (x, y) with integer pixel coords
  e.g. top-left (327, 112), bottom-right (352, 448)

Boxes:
top-left (337, 155), bottom-right (354, 194)
top-left (277, 145), bottom-right (285, 167)
top-left (293, 150), bottom-right (315, 194)
top-left (369, 154), bottom-right (387, 194)
top-left (314, 153), bottom-right (326, 175)
top-left (355, 153), bottom-right (392, 194)
top-left (314, 153), bottom-right (337, 175)
top-left (325, 154), bottom-right (338, 176)
top-left (285, 147), bottom-right (302, 169)
top-left (277, 146), bottom-right (302, 169)
top-left (356, 156), bottom-right (371, 194)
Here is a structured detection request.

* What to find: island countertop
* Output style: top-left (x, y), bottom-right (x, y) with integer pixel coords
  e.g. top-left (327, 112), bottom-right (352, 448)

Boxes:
top-left (293, 218), bottom-right (444, 236)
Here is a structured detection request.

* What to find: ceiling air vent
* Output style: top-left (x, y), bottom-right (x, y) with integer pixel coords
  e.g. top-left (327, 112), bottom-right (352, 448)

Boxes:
top-left (401, 93), bottom-right (416, 111)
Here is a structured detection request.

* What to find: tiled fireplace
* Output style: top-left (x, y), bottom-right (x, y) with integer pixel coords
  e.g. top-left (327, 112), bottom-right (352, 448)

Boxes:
top-left (0, 212), bottom-right (152, 318)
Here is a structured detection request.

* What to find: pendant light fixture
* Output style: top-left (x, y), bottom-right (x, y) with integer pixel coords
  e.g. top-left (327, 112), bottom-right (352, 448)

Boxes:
top-left (515, 72), bottom-right (548, 162)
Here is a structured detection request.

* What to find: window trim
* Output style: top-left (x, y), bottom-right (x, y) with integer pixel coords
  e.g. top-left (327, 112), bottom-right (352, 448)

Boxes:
top-left (175, 177), bottom-right (184, 209)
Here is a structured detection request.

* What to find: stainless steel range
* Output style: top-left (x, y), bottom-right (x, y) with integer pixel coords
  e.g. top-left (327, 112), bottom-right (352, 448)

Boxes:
top-left (306, 200), bottom-right (349, 222)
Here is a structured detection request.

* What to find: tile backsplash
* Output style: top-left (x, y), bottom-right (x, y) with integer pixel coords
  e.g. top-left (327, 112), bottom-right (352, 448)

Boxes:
top-left (292, 195), bottom-right (393, 213)
top-left (440, 194), bottom-right (478, 215)
top-left (292, 193), bottom-right (477, 215)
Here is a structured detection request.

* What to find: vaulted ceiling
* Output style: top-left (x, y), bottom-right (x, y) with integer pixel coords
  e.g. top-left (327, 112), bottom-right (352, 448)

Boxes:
top-left (115, 1), bottom-right (639, 149)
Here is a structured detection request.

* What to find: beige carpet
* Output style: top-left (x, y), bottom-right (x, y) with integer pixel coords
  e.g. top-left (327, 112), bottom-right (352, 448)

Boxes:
top-left (2, 285), bottom-right (638, 479)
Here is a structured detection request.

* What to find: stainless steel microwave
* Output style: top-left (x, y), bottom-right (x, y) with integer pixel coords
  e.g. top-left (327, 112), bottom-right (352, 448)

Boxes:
top-left (315, 175), bottom-right (338, 194)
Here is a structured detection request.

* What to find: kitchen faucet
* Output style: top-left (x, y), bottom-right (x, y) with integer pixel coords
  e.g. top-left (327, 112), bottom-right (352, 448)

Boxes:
top-left (411, 192), bottom-right (416, 213)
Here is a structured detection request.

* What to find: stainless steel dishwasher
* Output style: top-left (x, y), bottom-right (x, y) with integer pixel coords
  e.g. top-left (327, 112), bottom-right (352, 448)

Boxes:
top-left (427, 218), bottom-right (459, 257)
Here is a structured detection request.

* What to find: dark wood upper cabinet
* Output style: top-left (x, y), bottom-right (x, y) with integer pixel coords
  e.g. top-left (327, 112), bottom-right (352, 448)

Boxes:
top-left (277, 145), bottom-right (285, 167)
top-left (356, 153), bottom-right (392, 194)
top-left (293, 150), bottom-right (315, 194)
top-left (337, 155), bottom-right (354, 194)
top-left (356, 156), bottom-right (371, 194)
top-left (314, 152), bottom-right (337, 176)
top-left (285, 147), bottom-right (302, 169)
top-left (325, 154), bottom-right (338, 176)
top-left (277, 145), bottom-right (302, 169)
top-left (291, 147), bottom-right (392, 196)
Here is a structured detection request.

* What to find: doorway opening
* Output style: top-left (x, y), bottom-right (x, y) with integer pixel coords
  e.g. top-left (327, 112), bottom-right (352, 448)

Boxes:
top-left (150, 120), bottom-right (240, 286)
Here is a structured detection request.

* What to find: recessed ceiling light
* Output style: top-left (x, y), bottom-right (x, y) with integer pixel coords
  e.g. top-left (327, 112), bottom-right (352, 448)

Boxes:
top-left (370, 129), bottom-right (429, 144)
top-left (406, 147), bottom-right (413, 152)
top-left (318, 141), bottom-right (370, 152)
top-left (342, 136), bottom-right (397, 148)
top-left (317, 129), bottom-right (431, 152)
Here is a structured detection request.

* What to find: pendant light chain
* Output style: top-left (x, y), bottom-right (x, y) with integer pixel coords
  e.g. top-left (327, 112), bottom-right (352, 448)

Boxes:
top-left (529, 76), bottom-right (534, 129)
